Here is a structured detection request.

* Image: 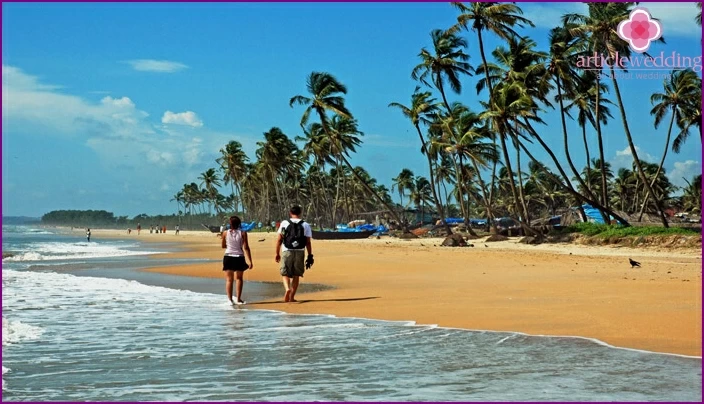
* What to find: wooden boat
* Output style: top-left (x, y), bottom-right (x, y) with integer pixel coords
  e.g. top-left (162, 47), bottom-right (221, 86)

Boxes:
top-left (201, 224), bottom-right (221, 233)
top-left (312, 230), bottom-right (375, 240)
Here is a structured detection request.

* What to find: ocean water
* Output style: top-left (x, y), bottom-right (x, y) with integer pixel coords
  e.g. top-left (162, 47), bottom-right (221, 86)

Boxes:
top-left (2, 225), bottom-right (701, 401)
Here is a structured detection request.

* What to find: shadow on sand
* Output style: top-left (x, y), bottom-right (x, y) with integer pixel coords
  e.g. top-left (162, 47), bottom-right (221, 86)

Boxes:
top-left (249, 296), bottom-right (380, 305)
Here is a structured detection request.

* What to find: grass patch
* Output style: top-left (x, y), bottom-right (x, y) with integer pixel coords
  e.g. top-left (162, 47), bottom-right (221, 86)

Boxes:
top-left (560, 222), bottom-right (700, 238)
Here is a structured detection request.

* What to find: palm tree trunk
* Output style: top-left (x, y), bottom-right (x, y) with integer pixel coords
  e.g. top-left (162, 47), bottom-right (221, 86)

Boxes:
top-left (338, 154), bottom-right (405, 229)
top-left (637, 109), bottom-right (676, 221)
top-left (458, 154), bottom-right (479, 237)
top-left (516, 138), bottom-right (631, 227)
top-left (557, 76), bottom-right (609, 224)
top-left (476, 30), bottom-right (500, 223)
top-left (609, 67), bottom-right (669, 227)
top-left (521, 119), bottom-right (611, 225)
top-left (582, 125), bottom-right (591, 192)
top-left (594, 74), bottom-right (610, 210)
top-left (415, 124), bottom-right (452, 234)
top-left (498, 132), bottom-right (523, 224)
top-left (514, 138), bottom-right (531, 226)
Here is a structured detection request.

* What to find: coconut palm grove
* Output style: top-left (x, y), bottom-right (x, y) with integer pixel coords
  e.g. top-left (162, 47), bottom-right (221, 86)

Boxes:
top-left (173, 2), bottom-right (702, 232)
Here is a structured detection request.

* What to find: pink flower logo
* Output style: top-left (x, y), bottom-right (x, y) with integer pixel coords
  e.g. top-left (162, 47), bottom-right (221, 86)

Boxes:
top-left (617, 7), bottom-right (662, 53)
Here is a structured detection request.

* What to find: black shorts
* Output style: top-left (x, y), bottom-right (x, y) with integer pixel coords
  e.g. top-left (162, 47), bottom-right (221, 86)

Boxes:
top-left (223, 255), bottom-right (249, 271)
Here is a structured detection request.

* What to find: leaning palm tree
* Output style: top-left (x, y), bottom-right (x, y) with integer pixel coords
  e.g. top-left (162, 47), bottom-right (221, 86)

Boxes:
top-left (291, 72), bottom-right (406, 228)
top-left (565, 2), bottom-right (669, 227)
top-left (449, 1), bottom-right (534, 208)
top-left (564, 70), bottom-right (614, 202)
top-left (392, 169), bottom-right (415, 208)
top-left (639, 69), bottom-right (702, 220)
top-left (547, 26), bottom-right (609, 223)
top-left (389, 88), bottom-right (451, 232)
top-left (411, 29), bottom-right (473, 113)
top-left (673, 76), bottom-right (702, 153)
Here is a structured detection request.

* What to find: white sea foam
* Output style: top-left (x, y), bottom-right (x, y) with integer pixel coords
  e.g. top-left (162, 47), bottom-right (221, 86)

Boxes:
top-left (3, 241), bottom-right (163, 262)
top-left (2, 318), bottom-right (43, 345)
top-left (2, 367), bottom-right (9, 390)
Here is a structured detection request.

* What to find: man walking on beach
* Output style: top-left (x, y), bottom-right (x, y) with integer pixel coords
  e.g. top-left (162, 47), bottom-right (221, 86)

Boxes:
top-left (275, 205), bottom-right (313, 302)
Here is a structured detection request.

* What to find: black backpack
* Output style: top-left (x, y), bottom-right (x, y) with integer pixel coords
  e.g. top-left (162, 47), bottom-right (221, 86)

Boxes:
top-left (283, 220), bottom-right (307, 249)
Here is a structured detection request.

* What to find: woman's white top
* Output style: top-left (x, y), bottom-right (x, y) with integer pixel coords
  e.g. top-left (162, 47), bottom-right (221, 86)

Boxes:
top-left (224, 229), bottom-right (244, 256)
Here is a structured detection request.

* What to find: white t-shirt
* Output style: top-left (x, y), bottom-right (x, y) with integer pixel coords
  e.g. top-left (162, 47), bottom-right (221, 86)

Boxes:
top-left (278, 218), bottom-right (312, 251)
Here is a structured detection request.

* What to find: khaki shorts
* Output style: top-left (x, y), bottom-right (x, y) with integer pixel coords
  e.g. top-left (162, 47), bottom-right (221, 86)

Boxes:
top-left (280, 250), bottom-right (305, 277)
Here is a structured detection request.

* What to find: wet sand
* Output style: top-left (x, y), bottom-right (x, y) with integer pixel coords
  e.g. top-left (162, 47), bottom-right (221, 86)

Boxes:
top-left (85, 228), bottom-right (702, 357)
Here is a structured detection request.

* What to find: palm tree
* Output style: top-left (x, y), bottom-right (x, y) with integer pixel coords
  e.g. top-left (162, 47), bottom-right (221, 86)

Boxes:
top-left (198, 168), bottom-right (221, 215)
top-left (389, 88), bottom-right (451, 232)
top-left (392, 169), bottom-right (415, 207)
top-left (291, 71), bottom-right (406, 228)
top-left (450, 1), bottom-right (534, 208)
top-left (673, 75), bottom-right (703, 153)
top-left (564, 70), bottom-right (614, 201)
top-left (565, 2), bottom-right (669, 227)
top-left (435, 103), bottom-right (497, 232)
top-left (216, 140), bottom-right (248, 214)
top-left (639, 69), bottom-right (701, 220)
top-left (411, 29), bottom-right (473, 113)
top-left (290, 71), bottom-right (353, 136)
top-left (170, 191), bottom-right (184, 225)
top-left (480, 81), bottom-right (538, 225)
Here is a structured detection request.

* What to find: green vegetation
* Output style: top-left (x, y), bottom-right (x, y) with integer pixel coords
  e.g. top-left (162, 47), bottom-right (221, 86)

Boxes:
top-left (563, 222), bottom-right (700, 238)
top-left (175, 3), bottom-right (701, 232)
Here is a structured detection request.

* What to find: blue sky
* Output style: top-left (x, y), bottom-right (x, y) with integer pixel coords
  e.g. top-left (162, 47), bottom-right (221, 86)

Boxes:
top-left (2, 1), bottom-right (702, 218)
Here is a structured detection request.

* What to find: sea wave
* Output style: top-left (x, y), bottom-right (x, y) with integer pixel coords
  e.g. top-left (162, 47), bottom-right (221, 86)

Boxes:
top-left (2, 318), bottom-right (43, 345)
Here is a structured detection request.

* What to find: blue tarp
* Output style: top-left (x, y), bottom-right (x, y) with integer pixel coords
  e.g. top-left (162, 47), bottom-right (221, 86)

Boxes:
top-left (581, 205), bottom-right (623, 225)
top-left (442, 218), bottom-right (487, 225)
top-left (241, 221), bottom-right (256, 231)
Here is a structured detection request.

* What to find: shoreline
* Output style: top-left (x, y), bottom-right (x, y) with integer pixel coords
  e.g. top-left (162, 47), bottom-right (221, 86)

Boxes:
top-left (80, 228), bottom-right (702, 357)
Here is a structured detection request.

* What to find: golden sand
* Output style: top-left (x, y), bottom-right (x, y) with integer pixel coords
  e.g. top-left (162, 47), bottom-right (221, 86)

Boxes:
top-left (86, 228), bottom-right (702, 356)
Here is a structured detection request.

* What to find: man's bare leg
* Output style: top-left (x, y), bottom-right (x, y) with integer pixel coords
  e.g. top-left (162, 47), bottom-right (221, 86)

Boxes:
top-left (282, 276), bottom-right (292, 302)
top-left (290, 276), bottom-right (300, 302)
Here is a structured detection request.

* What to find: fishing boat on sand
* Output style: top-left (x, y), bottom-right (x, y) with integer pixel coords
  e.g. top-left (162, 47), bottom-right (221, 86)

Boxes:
top-left (311, 230), bottom-right (375, 240)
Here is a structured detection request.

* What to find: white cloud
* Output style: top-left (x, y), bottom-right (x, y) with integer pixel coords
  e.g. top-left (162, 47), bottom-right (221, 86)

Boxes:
top-left (668, 160), bottom-right (701, 187)
top-left (1, 65), bottom-right (254, 175)
top-left (126, 59), bottom-right (189, 73)
top-left (611, 146), bottom-right (658, 172)
top-left (161, 110), bottom-right (204, 127)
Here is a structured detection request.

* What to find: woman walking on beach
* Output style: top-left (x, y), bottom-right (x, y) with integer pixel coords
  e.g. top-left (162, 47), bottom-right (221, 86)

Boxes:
top-left (222, 215), bottom-right (253, 305)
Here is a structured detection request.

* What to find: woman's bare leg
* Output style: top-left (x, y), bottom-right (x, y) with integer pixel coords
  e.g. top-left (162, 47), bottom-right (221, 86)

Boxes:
top-left (225, 270), bottom-right (235, 303)
top-left (235, 271), bottom-right (244, 303)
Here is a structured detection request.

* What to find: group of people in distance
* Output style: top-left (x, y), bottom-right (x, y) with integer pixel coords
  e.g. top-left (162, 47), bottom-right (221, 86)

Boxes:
top-left (221, 205), bottom-right (314, 306)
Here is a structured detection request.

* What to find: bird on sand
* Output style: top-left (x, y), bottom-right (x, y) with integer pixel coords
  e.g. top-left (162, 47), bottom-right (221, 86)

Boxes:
top-left (484, 244), bottom-right (488, 248)
top-left (258, 238), bottom-right (265, 242)
top-left (629, 258), bottom-right (641, 268)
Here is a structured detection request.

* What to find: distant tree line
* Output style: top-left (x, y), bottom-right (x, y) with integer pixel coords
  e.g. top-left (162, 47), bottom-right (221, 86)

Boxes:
top-left (40, 209), bottom-right (221, 230)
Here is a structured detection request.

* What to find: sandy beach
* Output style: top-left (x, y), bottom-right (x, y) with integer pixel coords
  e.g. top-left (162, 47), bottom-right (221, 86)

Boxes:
top-left (87, 228), bottom-right (702, 357)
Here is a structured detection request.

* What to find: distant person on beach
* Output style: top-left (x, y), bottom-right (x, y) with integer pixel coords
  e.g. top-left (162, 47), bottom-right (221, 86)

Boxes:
top-left (128, 228), bottom-right (131, 235)
top-left (86, 228), bottom-right (91, 242)
top-left (162, 225), bottom-right (166, 234)
top-left (275, 205), bottom-right (313, 303)
top-left (222, 215), bottom-right (253, 305)
top-left (175, 225), bottom-right (180, 235)
top-left (137, 223), bottom-right (141, 235)
top-left (150, 226), bottom-right (153, 234)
